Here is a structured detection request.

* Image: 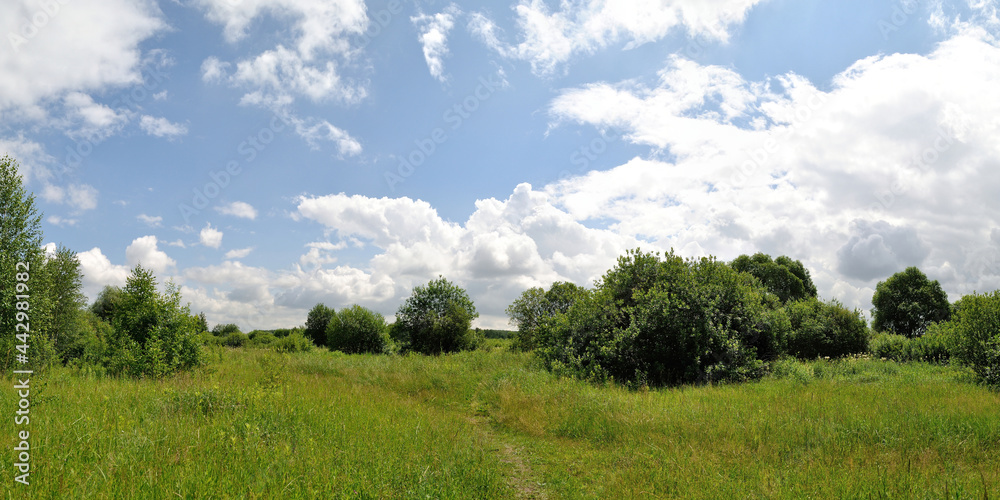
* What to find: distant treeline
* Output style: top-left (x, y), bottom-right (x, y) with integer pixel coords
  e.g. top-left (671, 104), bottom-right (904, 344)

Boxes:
top-left (476, 328), bottom-right (515, 339)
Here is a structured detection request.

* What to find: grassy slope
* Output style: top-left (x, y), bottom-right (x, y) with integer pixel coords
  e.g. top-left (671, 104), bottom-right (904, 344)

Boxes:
top-left (2, 343), bottom-right (999, 499)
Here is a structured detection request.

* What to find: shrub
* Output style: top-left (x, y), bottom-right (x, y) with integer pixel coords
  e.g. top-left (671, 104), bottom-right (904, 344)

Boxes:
top-left (869, 332), bottom-right (911, 362)
top-left (247, 330), bottom-right (277, 347)
top-left (536, 249), bottom-right (783, 387)
top-left (211, 323), bottom-right (242, 337)
top-left (506, 281), bottom-right (587, 351)
top-left (275, 331), bottom-right (314, 353)
top-left (221, 331), bottom-right (248, 348)
top-left (304, 304), bottom-right (335, 347)
top-left (393, 277), bottom-right (481, 354)
top-left (785, 298), bottom-right (868, 359)
top-left (951, 291), bottom-right (1000, 386)
top-left (326, 304), bottom-right (390, 354)
top-left (871, 267), bottom-right (950, 338)
top-left (102, 266), bottom-right (202, 377)
top-left (912, 321), bottom-right (956, 363)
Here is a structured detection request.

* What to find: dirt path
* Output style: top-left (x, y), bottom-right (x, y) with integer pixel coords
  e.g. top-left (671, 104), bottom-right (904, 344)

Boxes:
top-left (467, 415), bottom-right (547, 499)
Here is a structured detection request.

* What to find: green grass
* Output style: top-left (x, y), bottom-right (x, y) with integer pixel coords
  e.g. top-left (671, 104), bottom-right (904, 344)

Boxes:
top-left (3, 344), bottom-right (999, 499)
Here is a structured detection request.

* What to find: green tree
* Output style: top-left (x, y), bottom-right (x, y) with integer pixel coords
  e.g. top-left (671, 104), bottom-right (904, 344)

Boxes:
top-left (536, 249), bottom-right (784, 387)
top-left (785, 298), bottom-right (869, 359)
top-left (0, 154), bottom-right (52, 370)
top-left (91, 285), bottom-right (124, 322)
top-left (506, 281), bottom-right (587, 351)
top-left (42, 245), bottom-right (88, 361)
top-left (871, 267), bottom-right (950, 338)
top-left (730, 253), bottom-right (817, 303)
top-left (393, 276), bottom-right (480, 354)
top-left (304, 303), bottom-right (335, 347)
top-left (211, 323), bottom-right (242, 336)
top-left (326, 304), bottom-right (390, 354)
top-left (950, 291), bottom-right (1000, 386)
top-left (103, 265), bottom-right (202, 377)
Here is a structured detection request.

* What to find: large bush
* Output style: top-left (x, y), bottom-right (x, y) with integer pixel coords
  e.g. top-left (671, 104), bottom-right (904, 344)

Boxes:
top-left (871, 267), bottom-right (950, 338)
top-left (730, 253), bottom-right (818, 303)
top-left (951, 291), bottom-right (1000, 386)
top-left (536, 249), bottom-right (786, 387)
top-left (392, 277), bottom-right (481, 354)
top-left (326, 304), bottom-right (391, 354)
top-left (506, 281), bottom-right (587, 351)
top-left (304, 303), bottom-right (335, 347)
top-left (785, 298), bottom-right (868, 359)
top-left (100, 265), bottom-right (202, 377)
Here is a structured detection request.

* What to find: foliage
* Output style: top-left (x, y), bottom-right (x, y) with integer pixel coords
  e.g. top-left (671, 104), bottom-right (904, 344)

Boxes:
top-left (326, 304), bottom-right (391, 354)
top-left (274, 330), bottom-right (314, 353)
top-left (304, 303), bottom-right (335, 347)
top-left (393, 276), bottom-right (481, 354)
top-left (871, 267), bottom-right (950, 338)
top-left (90, 285), bottom-right (124, 322)
top-left (38, 245), bottom-right (89, 362)
top-left (221, 332), bottom-right (248, 348)
top-left (0, 154), bottom-right (48, 371)
top-left (247, 330), bottom-right (277, 347)
top-left (730, 252), bottom-right (818, 303)
top-left (950, 291), bottom-right (1000, 386)
top-left (785, 298), bottom-right (869, 359)
top-left (100, 265), bottom-right (202, 377)
top-left (536, 249), bottom-right (788, 387)
top-left (506, 281), bottom-right (587, 351)
top-left (212, 323), bottom-right (242, 337)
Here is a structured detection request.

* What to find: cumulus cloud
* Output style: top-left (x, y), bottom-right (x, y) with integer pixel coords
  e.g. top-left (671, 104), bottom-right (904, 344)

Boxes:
top-left (200, 223), bottom-right (223, 249)
top-left (139, 115), bottom-right (188, 139)
top-left (469, 0), bottom-right (764, 74)
top-left (137, 214), bottom-right (163, 227)
top-left (412, 4), bottom-right (461, 82)
top-left (215, 201), bottom-right (258, 220)
top-left (195, 0), bottom-right (367, 153)
top-left (540, 29), bottom-right (1000, 312)
top-left (77, 236), bottom-right (175, 301)
top-left (225, 247), bottom-right (254, 259)
top-left (837, 220), bottom-right (931, 281)
top-left (40, 183), bottom-right (98, 212)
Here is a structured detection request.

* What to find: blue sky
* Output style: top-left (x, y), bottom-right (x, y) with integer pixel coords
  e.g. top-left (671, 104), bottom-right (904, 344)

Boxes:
top-left (2, 0), bottom-right (999, 330)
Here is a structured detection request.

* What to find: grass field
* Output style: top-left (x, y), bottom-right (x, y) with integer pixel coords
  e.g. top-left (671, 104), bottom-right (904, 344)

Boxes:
top-left (3, 341), bottom-right (999, 499)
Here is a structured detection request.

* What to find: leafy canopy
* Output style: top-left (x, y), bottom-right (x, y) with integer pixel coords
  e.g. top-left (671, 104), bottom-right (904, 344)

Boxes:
top-left (871, 266), bottom-right (950, 338)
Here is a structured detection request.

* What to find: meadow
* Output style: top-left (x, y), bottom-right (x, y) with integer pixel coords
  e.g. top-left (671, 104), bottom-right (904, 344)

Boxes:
top-left (2, 341), bottom-right (999, 499)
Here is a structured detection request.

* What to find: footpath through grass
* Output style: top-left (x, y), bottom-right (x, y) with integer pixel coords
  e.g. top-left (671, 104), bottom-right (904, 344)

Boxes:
top-left (2, 343), bottom-right (999, 499)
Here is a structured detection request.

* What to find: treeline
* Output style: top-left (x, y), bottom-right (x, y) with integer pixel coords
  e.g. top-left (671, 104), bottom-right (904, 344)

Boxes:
top-left (507, 249), bottom-right (1000, 388)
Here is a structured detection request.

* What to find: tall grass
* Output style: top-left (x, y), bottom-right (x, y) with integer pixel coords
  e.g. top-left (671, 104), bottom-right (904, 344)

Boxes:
top-left (2, 344), bottom-right (999, 498)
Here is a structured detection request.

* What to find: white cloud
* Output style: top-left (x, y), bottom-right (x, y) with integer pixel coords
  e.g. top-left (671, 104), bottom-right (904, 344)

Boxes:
top-left (541, 30), bottom-right (1000, 313)
top-left (76, 236), bottom-right (175, 301)
top-left (469, 0), bottom-right (763, 75)
top-left (215, 201), bottom-right (258, 219)
top-left (40, 183), bottom-right (98, 212)
top-left (200, 223), bottom-right (224, 249)
top-left (412, 4), bottom-right (461, 82)
top-left (137, 214), bottom-right (162, 227)
top-left (62, 92), bottom-right (129, 140)
top-left (153, 90), bottom-right (167, 100)
top-left (46, 215), bottom-right (77, 227)
top-left (195, 0), bottom-right (368, 154)
top-left (167, 239), bottom-right (187, 248)
top-left (125, 235), bottom-right (177, 275)
top-left (0, 0), bottom-right (166, 116)
top-left (225, 247), bottom-right (255, 259)
top-left (139, 115), bottom-right (188, 139)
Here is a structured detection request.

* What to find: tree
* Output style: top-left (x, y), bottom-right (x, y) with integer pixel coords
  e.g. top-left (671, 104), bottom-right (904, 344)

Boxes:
top-left (871, 267), bottom-right (950, 338)
top-left (536, 249), bottom-right (784, 387)
top-left (950, 291), bottom-right (1000, 386)
top-left (730, 253), bottom-right (817, 303)
top-left (506, 281), bottom-right (587, 351)
top-left (326, 304), bottom-right (390, 354)
top-left (211, 323), bottom-right (242, 336)
top-left (304, 304), bottom-right (335, 347)
top-left (41, 245), bottom-right (88, 361)
top-left (91, 285), bottom-right (124, 322)
top-left (785, 298), bottom-right (869, 359)
top-left (103, 265), bottom-right (202, 377)
top-left (0, 154), bottom-right (51, 370)
top-left (393, 276), bottom-right (480, 354)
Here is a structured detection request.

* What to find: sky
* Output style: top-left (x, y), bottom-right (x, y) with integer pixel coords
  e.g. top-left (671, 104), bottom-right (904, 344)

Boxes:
top-left (2, 0), bottom-right (1000, 331)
